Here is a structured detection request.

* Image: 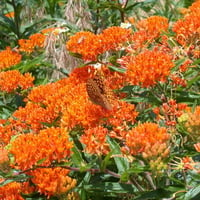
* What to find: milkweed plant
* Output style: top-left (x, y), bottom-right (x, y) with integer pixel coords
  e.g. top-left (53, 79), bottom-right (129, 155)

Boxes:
top-left (0, 0), bottom-right (200, 199)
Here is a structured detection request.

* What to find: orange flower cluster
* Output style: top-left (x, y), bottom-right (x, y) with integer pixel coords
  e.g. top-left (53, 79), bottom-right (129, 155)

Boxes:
top-left (18, 27), bottom-right (59, 53)
top-left (66, 31), bottom-right (102, 61)
top-left (19, 33), bottom-right (46, 53)
top-left (66, 26), bottom-right (131, 61)
top-left (9, 127), bottom-right (73, 170)
top-left (194, 143), bottom-right (200, 152)
top-left (182, 157), bottom-right (200, 172)
top-left (26, 66), bottom-right (137, 132)
top-left (100, 65), bottom-right (126, 91)
top-left (124, 123), bottom-right (170, 156)
top-left (30, 167), bottom-right (76, 198)
top-left (100, 26), bottom-right (132, 51)
top-left (173, 1), bottom-right (200, 47)
top-left (0, 146), bottom-right (10, 172)
top-left (143, 142), bottom-right (170, 172)
top-left (0, 47), bottom-right (22, 70)
top-left (184, 106), bottom-right (200, 140)
top-left (0, 123), bottom-right (17, 145)
top-left (60, 83), bottom-right (108, 129)
top-left (0, 180), bottom-right (35, 200)
top-left (4, 11), bottom-right (14, 18)
top-left (80, 126), bottom-right (110, 155)
top-left (0, 181), bottom-right (24, 200)
top-left (154, 99), bottom-right (188, 126)
top-left (136, 16), bottom-right (169, 37)
top-left (130, 16), bottom-right (169, 50)
top-left (0, 70), bottom-right (34, 93)
top-left (11, 101), bottom-right (56, 132)
top-left (105, 100), bottom-right (138, 139)
top-left (0, 146), bottom-right (9, 164)
top-left (170, 74), bottom-right (187, 87)
top-left (126, 49), bottom-right (174, 87)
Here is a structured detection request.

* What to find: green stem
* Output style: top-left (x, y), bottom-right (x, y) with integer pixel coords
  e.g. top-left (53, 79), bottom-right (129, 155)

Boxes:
top-left (11, 0), bottom-right (21, 38)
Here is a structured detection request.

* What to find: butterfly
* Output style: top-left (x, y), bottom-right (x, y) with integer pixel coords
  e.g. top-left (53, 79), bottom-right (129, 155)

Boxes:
top-left (86, 72), bottom-right (113, 110)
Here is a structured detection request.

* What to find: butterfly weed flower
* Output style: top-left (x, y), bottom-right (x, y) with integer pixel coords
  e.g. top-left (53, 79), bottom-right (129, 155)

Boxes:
top-left (194, 143), bottom-right (200, 152)
top-left (80, 126), bottom-right (110, 156)
top-left (126, 49), bottom-right (174, 87)
top-left (173, 1), bottom-right (200, 49)
top-left (123, 122), bottom-right (170, 156)
top-left (136, 16), bottom-right (169, 38)
top-left (4, 11), bottom-right (15, 18)
top-left (129, 16), bottom-right (169, 51)
top-left (0, 70), bottom-right (34, 93)
top-left (9, 127), bottom-right (73, 170)
top-left (0, 47), bottom-right (22, 70)
top-left (154, 99), bottom-right (188, 127)
top-left (11, 102), bottom-right (56, 132)
top-left (0, 123), bottom-right (17, 145)
top-left (30, 167), bottom-right (77, 198)
top-left (0, 181), bottom-right (25, 200)
top-left (66, 31), bottom-right (103, 61)
top-left (18, 27), bottom-right (60, 53)
top-left (183, 106), bottom-right (200, 141)
top-left (66, 27), bottom-right (131, 61)
top-left (0, 145), bottom-right (10, 172)
top-left (19, 33), bottom-right (46, 53)
top-left (99, 26), bottom-right (132, 51)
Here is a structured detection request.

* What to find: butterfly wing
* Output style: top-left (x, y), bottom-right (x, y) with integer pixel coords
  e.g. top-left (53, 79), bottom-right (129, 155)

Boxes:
top-left (86, 78), bottom-right (112, 110)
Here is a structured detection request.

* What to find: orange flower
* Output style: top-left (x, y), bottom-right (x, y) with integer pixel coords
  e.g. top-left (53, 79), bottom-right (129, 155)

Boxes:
top-left (11, 101), bottom-right (56, 132)
top-left (80, 126), bottom-right (110, 155)
top-left (194, 143), bottom-right (200, 152)
top-left (126, 49), bottom-right (174, 87)
top-left (173, 12), bottom-right (200, 46)
top-left (19, 33), bottom-right (46, 53)
top-left (129, 16), bottom-right (169, 50)
top-left (100, 26), bottom-right (132, 51)
top-left (30, 167), bottom-right (76, 198)
top-left (155, 99), bottom-right (188, 126)
top-left (0, 47), bottom-right (22, 70)
top-left (0, 70), bottom-right (34, 93)
top-left (170, 74), bottom-right (187, 87)
top-left (9, 127), bottom-right (73, 170)
top-left (60, 83), bottom-right (107, 129)
top-left (184, 106), bottom-right (200, 140)
top-left (0, 146), bottom-right (9, 164)
top-left (66, 27), bottom-right (131, 61)
top-left (0, 123), bottom-right (17, 145)
top-left (136, 16), bottom-right (169, 37)
top-left (0, 180), bottom-right (24, 200)
top-left (18, 27), bottom-right (59, 53)
top-left (187, 1), bottom-right (200, 14)
top-left (182, 157), bottom-right (197, 170)
top-left (124, 123), bottom-right (170, 156)
top-left (66, 31), bottom-right (103, 61)
top-left (103, 100), bottom-right (138, 139)
top-left (4, 11), bottom-right (14, 18)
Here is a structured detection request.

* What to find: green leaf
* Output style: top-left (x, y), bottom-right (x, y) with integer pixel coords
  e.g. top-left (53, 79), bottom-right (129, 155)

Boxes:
top-left (84, 182), bottom-right (135, 194)
top-left (108, 65), bottom-right (126, 73)
top-left (134, 188), bottom-right (172, 200)
top-left (185, 185), bottom-right (200, 200)
top-left (36, 158), bottom-right (46, 165)
top-left (100, 151), bottom-right (113, 171)
top-left (107, 137), bottom-right (129, 173)
top-left (71, 145), bottom-right (88, 171)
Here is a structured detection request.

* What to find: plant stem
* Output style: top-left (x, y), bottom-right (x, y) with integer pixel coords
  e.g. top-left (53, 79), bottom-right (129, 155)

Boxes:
top-left (11, 0), bottom-right (21, 38)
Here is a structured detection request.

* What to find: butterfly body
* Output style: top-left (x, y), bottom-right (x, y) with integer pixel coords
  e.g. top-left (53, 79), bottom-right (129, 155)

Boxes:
top-left (86, 72), bottom-right (113, 110)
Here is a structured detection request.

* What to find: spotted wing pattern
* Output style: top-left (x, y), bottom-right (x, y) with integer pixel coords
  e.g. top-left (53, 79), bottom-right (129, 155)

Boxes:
top-left (86, 72), bottom-right (112, 110)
